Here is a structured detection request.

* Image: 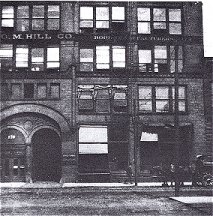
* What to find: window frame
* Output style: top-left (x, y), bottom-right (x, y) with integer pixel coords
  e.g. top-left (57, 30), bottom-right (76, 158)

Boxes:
top-left (1, 4), bottom-right (60, 32)
top-left (138, 85), bottom-right (187, 114)
top-left (138, 45), bottom-right (183, 74)
top-left (137, 7), bottom-right (182, 35)
top-left (79, 4), bottom-right (126, 33)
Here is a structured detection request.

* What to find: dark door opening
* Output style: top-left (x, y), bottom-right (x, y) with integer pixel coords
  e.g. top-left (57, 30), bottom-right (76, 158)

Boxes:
top-left (1, 129), bottom-right (26, 182)
top-left (32, 129), bottom-right (61, 182)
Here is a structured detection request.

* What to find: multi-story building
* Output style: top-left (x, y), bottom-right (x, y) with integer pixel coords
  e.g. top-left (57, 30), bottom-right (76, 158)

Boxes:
top-left (0, 1), bottom-right (212, 183)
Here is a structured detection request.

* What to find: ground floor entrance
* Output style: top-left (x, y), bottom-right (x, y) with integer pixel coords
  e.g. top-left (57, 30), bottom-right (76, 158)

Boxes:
top-left (32, 129), bottom-right (62, 183)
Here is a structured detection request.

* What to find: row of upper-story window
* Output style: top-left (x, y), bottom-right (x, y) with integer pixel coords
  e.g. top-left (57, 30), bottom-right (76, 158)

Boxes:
top-left (1, 82), bottom-right (60, 100)
top-left (1, 5), bottom-right (182, 35)
top-left (77, 85), bottom-right (187, 114)
top-left (0, 44), bottom-right (183, 74)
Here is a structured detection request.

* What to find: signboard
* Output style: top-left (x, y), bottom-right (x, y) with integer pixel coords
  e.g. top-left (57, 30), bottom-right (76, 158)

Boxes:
top-left (1, 32), bottom-right (203, 44)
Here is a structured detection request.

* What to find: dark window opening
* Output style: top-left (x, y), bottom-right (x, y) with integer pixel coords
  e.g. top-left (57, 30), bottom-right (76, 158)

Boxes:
top-left (24, 83), bottom-right (34, 99)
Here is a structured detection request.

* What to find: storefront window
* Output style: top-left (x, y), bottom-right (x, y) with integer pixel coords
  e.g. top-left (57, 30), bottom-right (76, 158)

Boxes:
top-left (0, 44), bottom-right (13, 71)
top-left (16, 45), bottom-right (29, 68)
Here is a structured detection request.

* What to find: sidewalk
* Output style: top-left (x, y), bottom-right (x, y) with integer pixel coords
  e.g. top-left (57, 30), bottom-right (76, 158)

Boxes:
top-left (0, 181), bottom-right (192, 188)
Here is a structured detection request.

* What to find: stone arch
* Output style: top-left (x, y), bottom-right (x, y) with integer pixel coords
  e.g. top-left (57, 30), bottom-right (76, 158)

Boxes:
top-left (0, 104), bottom-right (71, 140)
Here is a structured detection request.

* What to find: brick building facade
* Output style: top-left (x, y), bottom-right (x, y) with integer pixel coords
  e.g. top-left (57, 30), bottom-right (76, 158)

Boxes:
top-left (0, 1), bottom-right (212, 183)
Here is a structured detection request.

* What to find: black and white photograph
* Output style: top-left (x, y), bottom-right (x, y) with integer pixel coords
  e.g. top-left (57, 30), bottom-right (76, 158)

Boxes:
top-left (0, 0), bottom-right (212, 215)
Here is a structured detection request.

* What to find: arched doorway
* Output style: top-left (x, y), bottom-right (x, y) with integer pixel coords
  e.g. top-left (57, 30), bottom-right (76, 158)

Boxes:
top-left (32, 128), bottom-right (62, 182)
top-left (1, 128), bottom-right (26, 182)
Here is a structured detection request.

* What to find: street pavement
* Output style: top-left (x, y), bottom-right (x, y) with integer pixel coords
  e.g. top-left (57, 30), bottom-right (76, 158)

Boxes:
top-left (1, 182), bottom-right (212, 215)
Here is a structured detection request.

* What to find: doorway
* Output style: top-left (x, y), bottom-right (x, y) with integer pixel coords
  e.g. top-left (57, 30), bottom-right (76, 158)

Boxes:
top-left (32, 128), bottom-right (61, 182)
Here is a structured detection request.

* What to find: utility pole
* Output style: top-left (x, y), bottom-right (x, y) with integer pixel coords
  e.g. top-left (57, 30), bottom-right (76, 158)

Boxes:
top-left (174, 45), bottom-right (180, 196)
top-left (133, 99), bottom-right (138, 186)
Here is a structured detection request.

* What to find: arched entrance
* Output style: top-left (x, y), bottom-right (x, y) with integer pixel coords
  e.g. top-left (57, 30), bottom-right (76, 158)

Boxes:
top-left (1, 128), bottom-right (26, 182)
top-left (32, 128), bottom-right (62, 182)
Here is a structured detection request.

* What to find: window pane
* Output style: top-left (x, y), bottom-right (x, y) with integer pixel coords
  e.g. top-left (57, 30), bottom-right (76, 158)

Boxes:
top-left (2, 19), bottom-right (14, 27)
top-left (80, 21), bottom-right (93, 28)
top-left (96, 21), bottom-right (109, 28)
top-left (47, 62), bottom-right (60, 68)
top-left (153, 22), bottom-right (166, 29)
top-left (153, 8), bottom-right (166, 21)
top-left (32, 19), bottom-right (44, 30)
top-left (156, 101), bottom-right (169, 112)
top-left (48, 19), bottom-right (59, 30)
top-left (48, 5), bottom-right (60, 18)
top-left (137, 8), bottom-right (150, 21)
top-left (169, 23), bottom-right (182, 34)
top-left (156, 87), bottom-right (169, 99)
top-left (154, 46), bottom-right (167, 59)
top-left (139, 50), bottom-right (152, 63)
top-left (37, 84), bottom-right (47, 99)
top-left (0, 45), bottom-right (13, 57)
top-left (112, 7), bottom-right (125, 21)
top-left (139, 100), bottom-right (152, 112)
top-left (17, 19), bottom-right (29, 31)
top-left (80, 49), bottom-right (93, 62)
top-left (169, 9), bottom-right (181, 21)
top-left (11, 84), bottom-right (22, 99)
top-left (79, 126), bottom-right (107, 143)
top-left (32, 6), bottom-right (44, 18)
top-left (47, 47), bottom-right (59, 61)
top-left (172, 87), bottom-right (185, 99)
top-left (2, 6), bottom-right (14, 18)
top-left (139, 86), bottom-right (152, 99)
top-left (80, 7), bottom-right (93, 19)
top-left (17, 6), bottom-right (29, 18)
top-left (50, 84), bottom-right (60, 98)
top-left (138, 22), bottom-right (150, 34)
top-left (96, 7), bottom-right (109, 20)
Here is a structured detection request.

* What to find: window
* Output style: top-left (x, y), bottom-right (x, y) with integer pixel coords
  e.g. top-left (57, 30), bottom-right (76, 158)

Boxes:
top-left (31, 48), bottom-right (44, 71)
top-left (16, 45), bottom-right (29, 68)
top-left (50, 83), bottom-right (60, 99)
top-left (170, 46), bottom-right (183, 73)
top-left (78, 85), bottom-right (94, 112)
top-left (79, 126), bottom-right (108, 154)
top-left (80, 49), bottom-right (93, 71)
top-left (80, 46), bottom-right (126, 71)
top-left (1, 5), bottom-right (60, 32)
top-left (138, 49), bottom-right (152, 72)
top-left (172, 86), bottom-right (186, 112)
top-left (112, 85), bottom-right (127, 112)
top-left (0, 44), bottom-right (13, 71)
top-left (1, 83), bottom-right (9, 100)
top-left (138, 46), bottom-right (183, 73)
top-left (17, 6), bottom-right (29, 31)
top-left (32, 5), bottom-right (45, 30)
top-left (154, 46), bottom-right (168, 73)
top-left (47, 5), bottom-right (60, 30)
top-left (112, 46), bottom-right (125, 68)
top-left (96, 7), bottom-right (109, 31)
top-left (138, 86), bottom-right (186, 113)
top-left (80, 5), bottom-right (125, 33)
top-left (24, 83), bottom-right (34, 99)
top-left (139, 86), bottom-right (152, 112)
top-left (78, 85), bottom-right (128, 114)
top-left (137, 7), bottom-right (182, 35)
top-left (11, 84), bottom-right (22, 99)
top-left (155, 86), bottom-right (169, 112)
top-left (37, 83), bottom-right (47, 99)
top-left (1, 6), bottom-right (14, 31)
top-left (47, 47), bottom-right (60, 70)
top-left (96, 46), bottom-right (110, 69)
